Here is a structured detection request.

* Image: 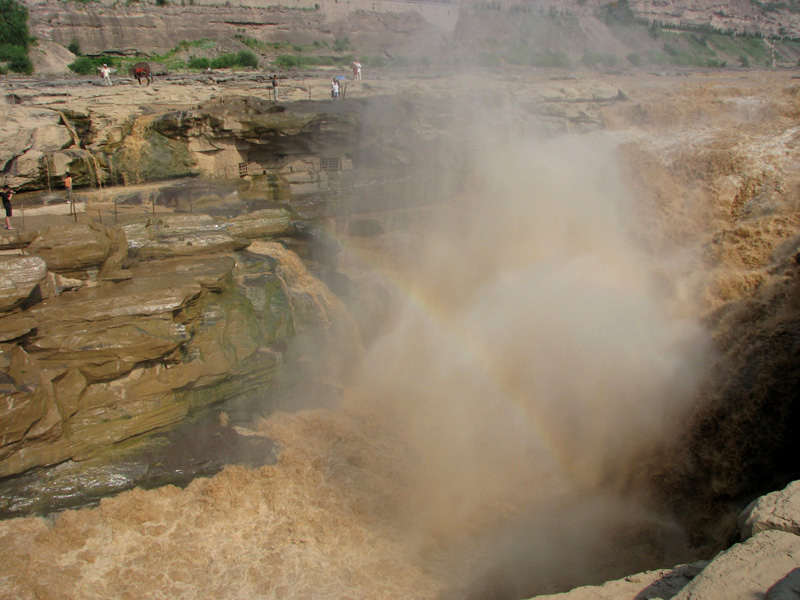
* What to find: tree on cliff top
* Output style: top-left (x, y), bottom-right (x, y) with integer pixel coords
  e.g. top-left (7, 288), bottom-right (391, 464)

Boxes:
top-left (0, 0), bottom-right (30, 49)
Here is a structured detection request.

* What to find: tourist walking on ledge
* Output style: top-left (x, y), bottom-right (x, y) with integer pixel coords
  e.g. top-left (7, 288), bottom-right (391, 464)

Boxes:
top-left (64, 171), bottom-right (73, 204)
top-left (331, 78), bottom-right (340, 100)
top-left (271, 74), bottom-right (279, 101)
top-left (2, 185), bottom-right (15, 230)
top-left (99, 63), bottom-right (112, 86)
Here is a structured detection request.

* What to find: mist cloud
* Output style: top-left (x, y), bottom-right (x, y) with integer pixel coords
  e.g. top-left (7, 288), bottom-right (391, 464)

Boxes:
top-left (344, 132), bottom-right (711, 596)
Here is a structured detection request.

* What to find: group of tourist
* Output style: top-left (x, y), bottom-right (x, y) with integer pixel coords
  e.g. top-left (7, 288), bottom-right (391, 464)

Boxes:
top-left (330, 63), bottom-right (362, 101)
top-left (95, 61), bottom-right (362, 101)
top-left (3, 61), bottom-right (369, 226)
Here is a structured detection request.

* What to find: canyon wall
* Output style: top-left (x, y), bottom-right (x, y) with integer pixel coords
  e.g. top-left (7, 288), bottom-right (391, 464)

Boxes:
top-left (22, 0), bottom-right (800, 63)
top-left (23, 0), bottom-right (451, 57)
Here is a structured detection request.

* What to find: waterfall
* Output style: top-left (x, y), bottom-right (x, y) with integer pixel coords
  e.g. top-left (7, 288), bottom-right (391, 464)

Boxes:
top-left (43, 154), bottom-right (52, 192)
top-left (85, 153), bottom-right (104, 189)
top-left (249, 240), bottom-right (363, 389)
top-left (118, 115), bottom-right (156, 186)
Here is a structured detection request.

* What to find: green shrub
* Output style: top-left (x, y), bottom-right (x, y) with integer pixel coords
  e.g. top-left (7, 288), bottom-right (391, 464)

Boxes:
top-left (0, 0), bottom-right (30, 49)
top-left (273, 53), bottom-right (353, 69)
top-left (190, 50), bottom-right (259, 70)
top-left (234, 49), bottom-right (259, 67)
top-left (210, 50), bottom-right (258, 69)
top-left (0, 43), bottom-right (32, 73)
top-left (332, 37), bottom-right (352, 52)
top-left (68, 38), bottom-right (81, 55)
top-left (68, 55), bottom-right (112, 75)
top-left (167, 38), bottom-right (215, 56)
top-left (234, 34), bottom-right (273, 52)
top-left (274, 54), bottom-right (310, 69)
top-left (600, 0), bottom-right (634, 25)
top-left (188, 56), bottom-right (210, 69)
top-left (627, 52), bottom-right (642, 66)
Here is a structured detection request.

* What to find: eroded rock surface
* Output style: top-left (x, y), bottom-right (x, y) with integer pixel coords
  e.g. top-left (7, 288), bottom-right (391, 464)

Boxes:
top-left (0, 210), bottom-right (351, 491)
top-left (534, 481), bottom-right (800, 599)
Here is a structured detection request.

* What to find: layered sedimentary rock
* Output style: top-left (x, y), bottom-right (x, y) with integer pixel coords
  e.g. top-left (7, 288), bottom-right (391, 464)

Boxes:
top-left (23, 0), bottom-right (442, 57)
top-left (0, 210), bottom-right (343, 482)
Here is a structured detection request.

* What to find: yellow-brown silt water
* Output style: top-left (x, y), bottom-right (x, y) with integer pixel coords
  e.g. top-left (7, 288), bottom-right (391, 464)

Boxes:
top-left (0, 133), bottom-right (711, 600)
top-left (117, 115), bottom-right (156, 186)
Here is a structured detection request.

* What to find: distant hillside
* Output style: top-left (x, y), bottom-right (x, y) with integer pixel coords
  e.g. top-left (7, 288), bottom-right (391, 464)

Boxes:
top-left (22, 0), bottom-right (800, 74)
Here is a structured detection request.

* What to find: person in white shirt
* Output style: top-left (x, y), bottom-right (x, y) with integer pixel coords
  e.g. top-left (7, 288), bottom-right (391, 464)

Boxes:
top-left (99, 64), bottom-right (112, 86)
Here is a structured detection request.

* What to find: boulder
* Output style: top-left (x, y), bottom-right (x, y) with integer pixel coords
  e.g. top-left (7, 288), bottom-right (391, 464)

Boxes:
top-left (26, 223), bottom-right (127, 279)
top-left (1, 108), bottom-right (76, 190)
top-left (0, 314), bottom-right (38, 342)
top-left (0, 255), bottom-right (49, 314)
top-left (532, 480), bottom-right (800, 600)
top-left (739, 480), bottom-right (800, 540)
top-left (0, 107), bottom-right (72, 164)
top-left (671, 530), bottom-right (800, 600)
top-left (0, 228), bottom-right (37, 250)
top-left (122, 214), bottom-right (250, 261)
top-left (225, 207), bottom-right (293, 239)
top-left (529, 561), bottom-right (708, 600)
top-left (29, 40), bottom-right (75, 75)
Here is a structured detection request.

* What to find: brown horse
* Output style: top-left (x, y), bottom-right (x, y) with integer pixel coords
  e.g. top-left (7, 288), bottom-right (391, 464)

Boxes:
top-left (130, 62), bottom-right (153, 85)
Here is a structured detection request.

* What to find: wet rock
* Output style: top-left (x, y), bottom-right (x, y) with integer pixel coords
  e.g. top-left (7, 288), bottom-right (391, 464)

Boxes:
top-left (0, 413), bottom-right (277, 518)
top-left (225, 207), bottom-right (293, 239)
top-left (0, 314), bottom-right (38, 342)
top-left (26, 223), bottom-right (127, 280)
top-left (0, 344), bottom-right (61, 460)
top-left (0, 255), bottom-right (49, 313)
top-left (111, 126), bottom-right (198, 185)
top-left (0, 229), bottom-right (322, 483)
top-left (0, 228), bottom-right (37, 250)
top-left (122, 214), bottom-right (249, 261)
top-left (1, 107), bottom-right (73, 190)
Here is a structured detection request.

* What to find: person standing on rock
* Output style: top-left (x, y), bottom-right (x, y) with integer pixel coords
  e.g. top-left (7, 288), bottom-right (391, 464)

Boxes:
top-left (331, 78), bottom-right (340, 100)
top-left (351, 61), bottom-right (362, 81)
top-left (64, 172), bottom-right (73, 204)
top-left (99, 64), bottom-right (112, 86)
top-left (2, 185), bottom-right (15, 230)
top-left (271, 75), bottom-right (279, 101)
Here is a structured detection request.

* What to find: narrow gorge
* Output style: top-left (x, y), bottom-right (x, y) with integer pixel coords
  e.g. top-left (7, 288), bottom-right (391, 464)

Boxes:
top-left (1, 67), bottom-right (799, 599)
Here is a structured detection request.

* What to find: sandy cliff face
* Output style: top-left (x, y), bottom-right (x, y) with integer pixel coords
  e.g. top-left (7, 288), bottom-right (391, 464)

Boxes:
top-left (23, 0), bottom-right (800, 69)
top-left (630, 0), bottom-right (800, 36)
top-left (23, 0), bottom-right (444, 56)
